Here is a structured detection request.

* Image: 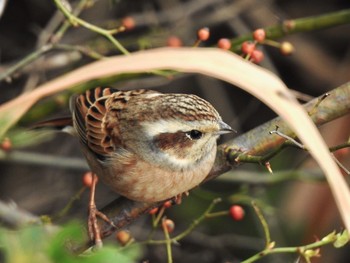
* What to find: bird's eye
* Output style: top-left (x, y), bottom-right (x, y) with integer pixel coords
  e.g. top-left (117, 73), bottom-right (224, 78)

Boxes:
top-left (186, 130), bottom-right (203, 140)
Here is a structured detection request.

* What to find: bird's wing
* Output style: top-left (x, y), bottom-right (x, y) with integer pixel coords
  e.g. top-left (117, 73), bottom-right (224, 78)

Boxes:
top-left (71, 87), bottom-right (159, 160)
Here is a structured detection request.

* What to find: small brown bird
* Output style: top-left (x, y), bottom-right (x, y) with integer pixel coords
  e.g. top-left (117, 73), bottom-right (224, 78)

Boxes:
top-left (40, 87), bottom-right (233, 245)
top-left (71, 87), bottom-right (232, 201)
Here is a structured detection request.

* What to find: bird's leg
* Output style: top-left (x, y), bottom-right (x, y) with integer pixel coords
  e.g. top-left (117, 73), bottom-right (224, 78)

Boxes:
top-left (88, 173), bottom-right (115, 248)
top-left (88, 172), bottom-right (102, 248)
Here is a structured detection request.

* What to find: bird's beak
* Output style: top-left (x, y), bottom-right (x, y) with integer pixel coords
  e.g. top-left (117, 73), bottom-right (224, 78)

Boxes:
top-left (217, 120), bottom-right (235, 135)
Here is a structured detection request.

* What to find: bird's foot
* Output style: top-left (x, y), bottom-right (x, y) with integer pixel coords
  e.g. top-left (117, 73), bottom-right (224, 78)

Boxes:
top-left (88, 203), bottom-right (116, 249)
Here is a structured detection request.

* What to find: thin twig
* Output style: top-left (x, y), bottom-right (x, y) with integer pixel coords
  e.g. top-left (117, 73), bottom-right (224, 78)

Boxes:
top-left (269, 129), bottom-right (350, 175)
top-left (251, 201), bottom-right (271, 249)
top-left (23, 0), bottom-right (93, 92)
top-left (0, 44), bottom-right (53, 82)
top-left (52, 186), bottom-right (87, 221)
top-left (0, 150), bottom-right (88, 171)
top-left (241, 230), bottom-right (348, 263)
top-left (53, 0), bottom-right (129, 55)
top-left (269, 126), bottom-right (305, 149)
top-left (51, 0), bottom-right (93, 44)
top-left (162, 217), bottom-right (173, 263)
top-left (0, 43), bottom-right (104, 83)
top-left (55, 44), bottom-right (105, 60)
top-left (143, 198), bottom-right (222, 245)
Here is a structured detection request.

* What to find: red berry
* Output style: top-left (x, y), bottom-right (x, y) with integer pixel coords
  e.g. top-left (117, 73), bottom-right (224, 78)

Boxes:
top-left (253, 29), bottom-right (266, 42)
top-left (122, 16), bottom-right (135, 30)
top-left (197, 27), bottom-right (210, 41)
top-left (82, 171), bottom-right (97, 188)
top-left (217, 38), bottom-right (231, 50)
top-left (167, 36), bottom-right (182, 47)
top-left (241, 41), bottom-right (255, 55)
top-left (163, 201), bottom-right (172, 208)
top-left (229, 205), bottom-right (245, 221)
top-left (162, 219), bottom-right (175, 233)
top-left (251, 49), bottom-right (264, 63)
top-left (1, 137), bottom-right (12, 151)
top-left (116, 230), bottom-right (132, 245)
top-left (149, 207), bottom-right (159, 215)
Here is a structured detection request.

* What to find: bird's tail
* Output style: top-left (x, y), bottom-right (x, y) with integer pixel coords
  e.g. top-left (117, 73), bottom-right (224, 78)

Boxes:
top-left (31, 117), bottom-right (75, 135)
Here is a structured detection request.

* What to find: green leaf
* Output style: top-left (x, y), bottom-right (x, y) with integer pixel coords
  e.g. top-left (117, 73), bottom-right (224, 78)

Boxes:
top-left (87, 245), bottom-right (142, 263)
top-left (47, 222), bottom-right (85, 263)
top-left (0, 225), bottom-right (51, 263)
top-left (0, 222), bottom-right (143, 263)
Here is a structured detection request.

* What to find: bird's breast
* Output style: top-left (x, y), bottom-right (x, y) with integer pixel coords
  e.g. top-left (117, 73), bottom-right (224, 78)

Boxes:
top-left (97, 147), bottom-right (217, 202)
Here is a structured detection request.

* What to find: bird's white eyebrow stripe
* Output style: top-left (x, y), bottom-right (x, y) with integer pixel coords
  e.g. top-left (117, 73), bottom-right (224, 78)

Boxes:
top-left (142, 119), bottom-right (202, 137)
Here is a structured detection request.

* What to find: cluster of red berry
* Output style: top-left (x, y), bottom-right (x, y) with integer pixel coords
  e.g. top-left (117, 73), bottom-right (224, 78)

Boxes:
top-left (240, 29), bottom-right (294, 63)
top-left (119, 17), bottom-right (294, 65)
top-left (169, 27), bottom-right (294, 64)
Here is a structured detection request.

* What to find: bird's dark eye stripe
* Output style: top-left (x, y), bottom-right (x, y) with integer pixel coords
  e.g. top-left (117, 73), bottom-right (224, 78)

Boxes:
top-left (186, 130), bottom-right (203, 140)
top-left (154, 131), bottom-right (194, 150)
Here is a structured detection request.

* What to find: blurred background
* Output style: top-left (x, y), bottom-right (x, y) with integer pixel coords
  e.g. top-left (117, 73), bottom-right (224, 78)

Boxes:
top-left (0, 0), bottom-right (350, 262)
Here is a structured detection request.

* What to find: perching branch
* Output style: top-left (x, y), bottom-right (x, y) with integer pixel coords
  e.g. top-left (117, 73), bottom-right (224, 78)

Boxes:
top-left (207, 81), bottom-right (350, 180)
top-left (230, 9), bottom-right (350, 52)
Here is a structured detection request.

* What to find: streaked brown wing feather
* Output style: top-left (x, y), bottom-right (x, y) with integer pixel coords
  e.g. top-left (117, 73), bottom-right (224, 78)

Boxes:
top-left (71, 87), bottom-right (116, 157)
top-left (71, 87), bottom-right (160, 159)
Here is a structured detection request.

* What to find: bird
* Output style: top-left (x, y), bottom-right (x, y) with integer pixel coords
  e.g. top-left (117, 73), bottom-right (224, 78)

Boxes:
top-left (38, 86), bottom-right (233, 246)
